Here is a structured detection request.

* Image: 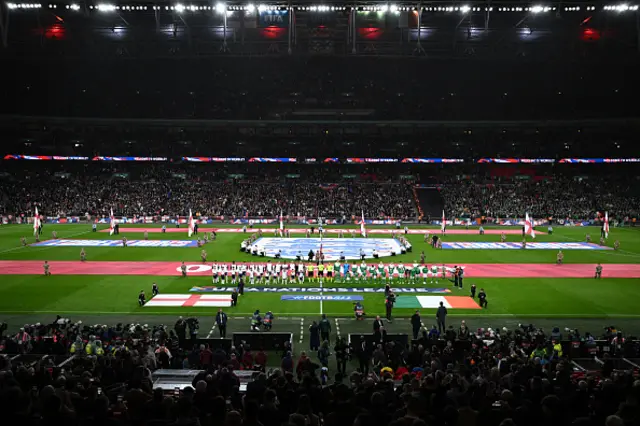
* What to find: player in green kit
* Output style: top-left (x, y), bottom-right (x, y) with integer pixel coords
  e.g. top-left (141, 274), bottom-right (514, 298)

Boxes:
top-left (377, 262), bottom-right (385, 284)
top-left (359, 262), bottom-right (367, 282)
top-left (386, 263), bottom-right (394, 283)
top-left (431, 264), bottom-right (439, 284)
top-left (411, 263), bottom-right (420, 284)
top-left (351, 262), bottom-right (358, 282)
top-left (334, 260), bottom-right (342, 282)
top-left (422, 264), bottom-right (430, 285)
top-left (398, 264), bottom-right (406, 284)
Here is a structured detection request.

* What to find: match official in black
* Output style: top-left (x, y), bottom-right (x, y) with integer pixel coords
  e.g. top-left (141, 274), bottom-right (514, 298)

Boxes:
top-left (436, 301), bottom-right (447, 333)
top-left (410, 310), bottom-right (421, 340)
top-left (478, 288), bottom-right (488, 308)
top-left (231, 289), bottom-right (238, 306)
top-left (385, 292), bottom-right (396, 322)
top-left (216, 309), bottom-right (228, 338)
top-left (354, 336), bottom-right (370, 375)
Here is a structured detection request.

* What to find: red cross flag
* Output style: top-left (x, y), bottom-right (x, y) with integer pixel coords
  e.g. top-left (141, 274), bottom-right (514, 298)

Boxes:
top-left (145, 294), bottom-right (232, 307)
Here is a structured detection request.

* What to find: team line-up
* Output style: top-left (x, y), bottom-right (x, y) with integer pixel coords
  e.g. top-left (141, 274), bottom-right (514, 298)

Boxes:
top-left (191, 261), bottom-right (463, 285)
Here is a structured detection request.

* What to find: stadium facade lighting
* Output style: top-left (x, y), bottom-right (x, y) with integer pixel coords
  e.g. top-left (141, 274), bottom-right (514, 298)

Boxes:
top-left (530, 5), bottom-right (551, 13)
top-left (4, 3), bottom-right (638, 14)
top-left (95, 3), bottom-right (116, 12)
top-left (7, 3), bottom-right (42, 8)
top-left (604, 4), bottom-right (639, 11)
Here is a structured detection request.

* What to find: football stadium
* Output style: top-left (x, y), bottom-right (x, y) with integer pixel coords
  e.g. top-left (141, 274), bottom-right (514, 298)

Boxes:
top-left (1, 1), bottom-right (640, 425)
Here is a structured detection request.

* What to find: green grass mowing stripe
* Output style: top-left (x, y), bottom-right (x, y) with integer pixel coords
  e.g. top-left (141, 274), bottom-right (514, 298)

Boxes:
top-left (1, 226), bottom-right (636, 265)
top-left (1, 310), bottom-right (640, 318)
top-left (0, 276), bottom-right (639, 318)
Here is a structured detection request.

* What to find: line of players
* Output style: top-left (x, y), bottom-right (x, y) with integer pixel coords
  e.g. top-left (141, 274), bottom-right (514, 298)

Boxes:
top-left (207, 261), bottom-right (461, 285)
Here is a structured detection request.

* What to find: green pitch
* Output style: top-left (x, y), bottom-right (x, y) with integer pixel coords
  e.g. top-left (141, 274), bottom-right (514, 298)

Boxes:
top-left (0, 223), bottom-right (639, 329)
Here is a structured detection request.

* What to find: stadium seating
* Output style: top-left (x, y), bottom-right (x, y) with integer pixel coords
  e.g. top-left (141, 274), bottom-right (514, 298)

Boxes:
top-left (1, 164), bottom-right (638, 221)
top-left (2, 318), bottom-right (640, 426)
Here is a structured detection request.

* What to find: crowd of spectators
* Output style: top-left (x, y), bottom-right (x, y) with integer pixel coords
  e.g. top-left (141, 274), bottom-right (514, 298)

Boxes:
top-left (2, 164), bottom-right (639, 221)
top-left (0, 165), bottom-right (416, 219)
top-left (1, 316), bottom-right (639, 426)
top-left (441, 176), bottom-right (640, 221)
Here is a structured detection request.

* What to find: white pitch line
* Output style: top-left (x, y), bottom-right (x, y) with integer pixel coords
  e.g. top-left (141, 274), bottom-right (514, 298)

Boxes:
top-left (206, 324), bottom-right (217, 338)
top-left (319, 280), bottom-right (324, 315)
top-left (299, 318), bottom-right (304, 343)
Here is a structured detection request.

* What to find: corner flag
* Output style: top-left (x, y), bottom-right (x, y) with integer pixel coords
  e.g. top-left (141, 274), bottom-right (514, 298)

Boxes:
top-left (33, 207), bottom-right (40, 236)
top-left (108, 208), bottom-right (116, 236)
top-left (604, 211), bottom-right (610, 238)
top-left (188, 209), bottom-right (195, 237)
top-left (524, 212), bottom-right (536, 238)
top-left (360, 211), bottom-right (366, 237)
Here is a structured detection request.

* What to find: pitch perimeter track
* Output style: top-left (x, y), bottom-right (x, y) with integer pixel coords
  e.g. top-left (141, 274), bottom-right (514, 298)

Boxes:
top-left (0, 261), bottom-right (638, 278)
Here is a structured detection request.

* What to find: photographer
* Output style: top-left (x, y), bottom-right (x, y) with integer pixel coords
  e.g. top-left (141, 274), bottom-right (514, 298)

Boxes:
top-left (334, 337), bottom-right (349, 375)
top-left (478, 288), bottom-right (488, 308)
top-left (251, 310), bottom-right (262, 332)
top-left (385, 291), bottom-right (396, 322)
top-left (187, 317), bottom-right (199, 341)
top-left (174, 316), bottom-right (187, 341)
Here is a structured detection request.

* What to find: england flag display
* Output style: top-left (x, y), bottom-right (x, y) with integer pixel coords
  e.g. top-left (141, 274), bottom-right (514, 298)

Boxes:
top-left (33, 207), bottom-right (40, 236)
top-left (187, 209), bottom-right (195, 237)
top-left (525, 212), bottom-right (536, 238)
top-left (109, 208), bottom-right (116, 236)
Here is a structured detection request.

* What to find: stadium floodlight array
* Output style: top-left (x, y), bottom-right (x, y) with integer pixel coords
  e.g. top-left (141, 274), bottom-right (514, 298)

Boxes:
top-left (6, 3), bottom-right (42, 8)
top-left (5, 3), bottom-right (639, 13)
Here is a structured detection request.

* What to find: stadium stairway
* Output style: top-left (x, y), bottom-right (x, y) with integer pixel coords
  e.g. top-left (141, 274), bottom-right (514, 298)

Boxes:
top-left (415, 187), bottom-right (444, 220)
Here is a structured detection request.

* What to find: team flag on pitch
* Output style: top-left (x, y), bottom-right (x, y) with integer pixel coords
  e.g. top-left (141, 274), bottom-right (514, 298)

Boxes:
top-left (145, 294), bottom-right (232, 307)
top-left (33, 207), bottom-right (40, 236)
top-left (108, 208), bottom-right (116, 236)
top-left (360, 210), bottom-right (367, 237)
top-left (604, 211), bottom-right (610, 238)
top-left (187, 209), bottom-right (195, 237)
top-left (524, 212), bottom-right (536, 238)
top-left (441, 210), bottom-right (446, 233)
